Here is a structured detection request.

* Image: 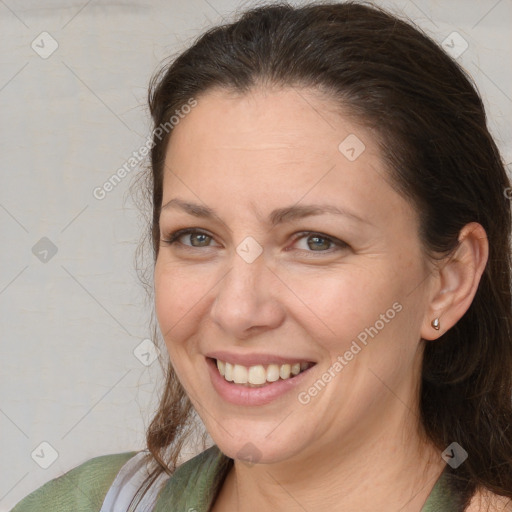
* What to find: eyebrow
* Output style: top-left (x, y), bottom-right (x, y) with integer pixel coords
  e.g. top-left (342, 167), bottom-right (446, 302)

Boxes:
top-left (160, 198), bottom-right (370, 227)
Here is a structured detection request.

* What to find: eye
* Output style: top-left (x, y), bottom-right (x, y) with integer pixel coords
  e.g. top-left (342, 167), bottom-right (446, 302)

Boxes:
top-left (161, 228), bottom-right (218, 248)
top-left (290, 232), bottom-right (348, 252)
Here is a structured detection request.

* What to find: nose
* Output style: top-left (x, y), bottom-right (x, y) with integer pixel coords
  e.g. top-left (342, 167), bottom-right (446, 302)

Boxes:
top-left (209, 250), bottom-right (285, 339)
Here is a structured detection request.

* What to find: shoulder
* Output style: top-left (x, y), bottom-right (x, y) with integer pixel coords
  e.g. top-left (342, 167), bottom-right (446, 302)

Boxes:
top-left (11, 451), bottom-right (139, 512)
top-left (466, 489), bottom-right (512, 511)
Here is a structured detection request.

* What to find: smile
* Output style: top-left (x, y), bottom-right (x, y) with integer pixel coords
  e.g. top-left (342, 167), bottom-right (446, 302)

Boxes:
top-left (215, 359), bottom-right (315, 387)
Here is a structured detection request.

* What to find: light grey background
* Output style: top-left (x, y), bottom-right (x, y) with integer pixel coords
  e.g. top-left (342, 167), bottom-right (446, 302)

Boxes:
top-left (1, 0), bottom-right (510, 509)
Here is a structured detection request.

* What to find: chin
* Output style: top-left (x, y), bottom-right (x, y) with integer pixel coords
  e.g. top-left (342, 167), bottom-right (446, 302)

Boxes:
top-left (210, 426), bottom-right (304, 465)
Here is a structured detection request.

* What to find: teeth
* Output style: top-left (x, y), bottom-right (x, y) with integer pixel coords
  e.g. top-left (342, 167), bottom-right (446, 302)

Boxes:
top-left (215, 359), bottom-right (312, 386)
top-left (233, 365), bottom-right (248, 384)
top-left (291, 363), bottom-right (301, 376)
top-left (266, 364), bottom-right (280, 382)
top-left (248, 365), bottom-right (267, 385)
top-left (224, 362), bottom-right (234, 382)
top-left (279, 364), bottom-right (291, 379)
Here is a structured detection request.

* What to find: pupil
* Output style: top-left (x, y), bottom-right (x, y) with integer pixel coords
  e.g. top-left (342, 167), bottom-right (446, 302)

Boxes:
top-left (308, 235), bottom-right (329, 251)
top-left (192, 233), bottom-right (209, 246)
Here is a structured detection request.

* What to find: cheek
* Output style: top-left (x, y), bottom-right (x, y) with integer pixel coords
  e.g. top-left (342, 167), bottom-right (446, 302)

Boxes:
top-left (153, 260), bottom-right (212, 348)
top-left (282, 265), bottom-right (398, 340)
top-left (289, 261), bottom-right (422, 361)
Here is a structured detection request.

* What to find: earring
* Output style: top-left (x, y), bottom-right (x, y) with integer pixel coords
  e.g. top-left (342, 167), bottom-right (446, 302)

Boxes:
top-left (431, 318), bottom-right (440, 330)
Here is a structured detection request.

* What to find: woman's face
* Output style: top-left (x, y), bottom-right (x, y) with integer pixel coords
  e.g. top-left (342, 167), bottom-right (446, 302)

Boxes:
top-left (154, 87), bottom-right (434, 464)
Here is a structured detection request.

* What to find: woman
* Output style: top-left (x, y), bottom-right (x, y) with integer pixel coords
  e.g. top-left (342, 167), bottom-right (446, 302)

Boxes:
top-left (12, 2), bottom-right (512, 511)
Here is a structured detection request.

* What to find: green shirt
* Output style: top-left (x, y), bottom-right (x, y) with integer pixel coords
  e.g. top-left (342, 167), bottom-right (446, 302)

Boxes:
top-left (11, 446), bottom-right (461, 511)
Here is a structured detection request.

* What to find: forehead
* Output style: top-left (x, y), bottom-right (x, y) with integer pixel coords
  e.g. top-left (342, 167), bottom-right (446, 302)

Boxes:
top-left (161, 87), bottom-right (407, 228)
top-left (167, 86), bottom-right (367, 163)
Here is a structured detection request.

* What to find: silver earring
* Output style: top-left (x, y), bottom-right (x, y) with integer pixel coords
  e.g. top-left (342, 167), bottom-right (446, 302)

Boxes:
top-left (431, 318), bottom-right (440, 330)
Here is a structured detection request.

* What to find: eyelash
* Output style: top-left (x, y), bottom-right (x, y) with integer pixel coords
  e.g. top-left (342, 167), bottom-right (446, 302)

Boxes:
top-left (160, 228), bottom-right (348, 254)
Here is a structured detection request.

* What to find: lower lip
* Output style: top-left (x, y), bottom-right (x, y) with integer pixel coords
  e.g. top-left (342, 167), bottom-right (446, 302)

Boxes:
top-left (206, 357), bottom-right (315, 406)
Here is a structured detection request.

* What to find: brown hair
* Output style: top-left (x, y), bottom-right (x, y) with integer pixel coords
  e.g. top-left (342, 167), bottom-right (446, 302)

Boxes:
top-left (131, 1), bottom-right (512, 508)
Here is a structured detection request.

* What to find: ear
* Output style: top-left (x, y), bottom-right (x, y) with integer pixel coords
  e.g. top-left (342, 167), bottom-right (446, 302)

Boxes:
top-left (421, 222), bottom-right (489, 341)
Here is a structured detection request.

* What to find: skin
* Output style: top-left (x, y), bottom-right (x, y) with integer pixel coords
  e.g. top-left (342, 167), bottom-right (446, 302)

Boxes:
top-left (153, 87), bottom-right (489, 511)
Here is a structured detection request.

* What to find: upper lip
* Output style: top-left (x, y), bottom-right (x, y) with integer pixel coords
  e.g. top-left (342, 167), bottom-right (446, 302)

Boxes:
top-left (206, 350), bottom-right (316, 367)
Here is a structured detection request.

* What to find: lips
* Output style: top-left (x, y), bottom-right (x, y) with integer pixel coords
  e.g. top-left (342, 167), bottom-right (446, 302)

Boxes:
top-left (205, 355), bottom-right (317, 406)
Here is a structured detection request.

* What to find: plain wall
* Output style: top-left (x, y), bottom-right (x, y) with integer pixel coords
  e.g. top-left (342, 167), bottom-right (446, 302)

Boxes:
top-left (1, 0), bottom-right (510, 509)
